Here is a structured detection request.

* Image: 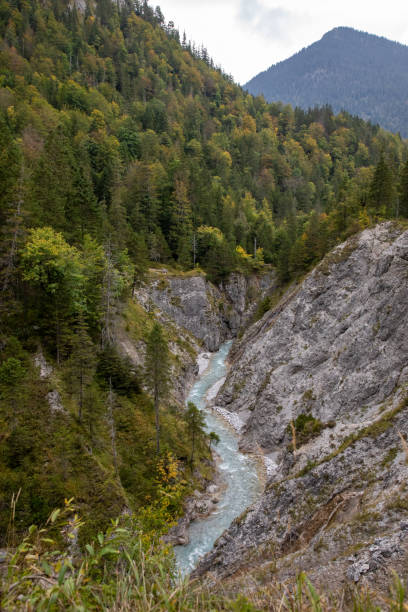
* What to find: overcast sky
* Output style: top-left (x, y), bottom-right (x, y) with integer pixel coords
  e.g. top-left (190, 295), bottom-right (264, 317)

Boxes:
top-left (156, 0), bottom-right (408, 84)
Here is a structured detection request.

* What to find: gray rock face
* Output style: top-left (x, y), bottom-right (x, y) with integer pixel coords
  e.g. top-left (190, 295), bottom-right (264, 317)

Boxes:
top-left (218, 223), bottom-right (408, 453)
top-left (196, 407), bottom-right (408, 591)
top-left (34, 350), bottom-right (53, 379)
top-left (196, 223), bottom-right (408, 593)
top-left (47, 390), bottom-right (66, 414)
top-left (151, 274), bottom-right (227, 352)
top-left (137, 271), bottom-right (276, 352)
top-left (116, 298), bottom-right (201, 406)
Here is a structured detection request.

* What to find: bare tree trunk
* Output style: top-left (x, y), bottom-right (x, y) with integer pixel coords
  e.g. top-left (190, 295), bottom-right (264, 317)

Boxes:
top-left (154, 386), bottom-right (160, 455)
top-left (191, 429), bottom-right (195, 465)
top-left (102, 240), bottom-right (115, 348)
top-left (108, 377), bottom-right (118, 476)
top-left (79, 365), bottom-right (83, 422)
top-left (55, 301), bottom-right (61, 366)
top-left (2, 160), bottom-right (24, 296)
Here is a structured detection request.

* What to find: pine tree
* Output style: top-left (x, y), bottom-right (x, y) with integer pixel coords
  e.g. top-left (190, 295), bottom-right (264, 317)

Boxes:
top-left (107, 376), bottom-right (119, 477)
top-left (399, 159), bottom-right (408, 218)
top-left (101, 241), bottom-right (116, 348)
top-left (0, 123), bottom-right (23, 323)
top-left (129, 233), bottom-right (149, 296)
top-left (66, 314), bottom-right (96, 422)
top-left (209, 431), bottom-right (220, 452)
top-left (185, 402), bottom-right (206, 466)
top-left (169, 179), bottom-right (193, 267)
top-left (145, 322), bottom-right (170, 455)
top-left (369, 153), bottom-right (396, 216)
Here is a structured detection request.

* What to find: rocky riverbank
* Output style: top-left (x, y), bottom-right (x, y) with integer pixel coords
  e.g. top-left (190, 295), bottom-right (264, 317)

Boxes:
top-left (196, 223), bottom-right (408, 596)
top-left (165, 453), bottom-right (227, 547)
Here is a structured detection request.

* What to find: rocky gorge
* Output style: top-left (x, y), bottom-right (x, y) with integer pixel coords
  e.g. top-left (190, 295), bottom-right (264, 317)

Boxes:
top-left (124, 270), bottom-right (275, 554)
top-left (192, 222), bottom-right (408, 595)
top-left (117, 222), bottom-right (408, 596)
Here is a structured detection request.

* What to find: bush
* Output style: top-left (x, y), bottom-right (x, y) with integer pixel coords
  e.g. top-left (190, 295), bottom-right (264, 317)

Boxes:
top-left (290, 413), bottom-right (324, 445)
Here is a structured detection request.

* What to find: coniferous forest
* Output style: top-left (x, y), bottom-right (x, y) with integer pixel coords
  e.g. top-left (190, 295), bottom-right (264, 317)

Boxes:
top-left (0, 1), bottom-right (408, 609)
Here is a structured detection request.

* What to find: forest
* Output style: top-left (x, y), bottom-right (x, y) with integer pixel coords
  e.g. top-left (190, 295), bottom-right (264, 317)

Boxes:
top-left (1, 2), bottom-right (408, 605)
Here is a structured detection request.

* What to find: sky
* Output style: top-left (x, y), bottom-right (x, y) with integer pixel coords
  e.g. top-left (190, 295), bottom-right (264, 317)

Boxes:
top-left (156, 0), bottom-right (408, 84)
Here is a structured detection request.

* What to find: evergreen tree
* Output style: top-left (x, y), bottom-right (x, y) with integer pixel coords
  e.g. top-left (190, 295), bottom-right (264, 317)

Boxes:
top-left (369, 153), bottom-right (396, 216)
top-left (185, 402), bottom-right (206, 466)
top-left (129, 233), bottom-right (149, 295)
top-left (145, 322), bottom-right (170, 455)
top-left (399, 159), bottom-right (408, 218)
top-left (208, 430), bottom-right (220, 451)
top-left (169, 179), bottom-right (193, 267)
top-left (65, 314), bottom-right (96, 422)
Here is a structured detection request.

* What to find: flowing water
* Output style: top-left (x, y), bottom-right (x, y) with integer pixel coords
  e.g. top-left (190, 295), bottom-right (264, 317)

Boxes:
top-left (174, 340), bottom-right (263, 575)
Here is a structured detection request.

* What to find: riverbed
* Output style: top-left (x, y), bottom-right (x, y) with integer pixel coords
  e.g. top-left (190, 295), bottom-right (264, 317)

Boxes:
top-left (174, 341), bottom-right (263, 575)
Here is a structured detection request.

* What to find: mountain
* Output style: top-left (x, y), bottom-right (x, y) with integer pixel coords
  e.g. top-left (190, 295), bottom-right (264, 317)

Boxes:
top-left (245, 27), bottom-right (408, 137)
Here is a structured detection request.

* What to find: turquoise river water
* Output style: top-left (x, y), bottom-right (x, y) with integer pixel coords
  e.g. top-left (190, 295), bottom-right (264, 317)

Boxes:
top-left (174, 340), bottom-right (262, 575)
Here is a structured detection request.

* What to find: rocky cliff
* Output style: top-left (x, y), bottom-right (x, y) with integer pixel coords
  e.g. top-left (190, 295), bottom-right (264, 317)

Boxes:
top-left (135, 270), bottom-right (276, 352)
top-left (196, 223), bottom-right (408, 594)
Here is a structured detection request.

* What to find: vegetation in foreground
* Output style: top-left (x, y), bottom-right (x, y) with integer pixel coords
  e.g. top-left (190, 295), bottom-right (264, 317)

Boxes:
top-left (1, 499), bottom-right (407, 611)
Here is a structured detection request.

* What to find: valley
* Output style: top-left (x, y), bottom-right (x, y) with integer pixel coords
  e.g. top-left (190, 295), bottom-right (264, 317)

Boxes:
top-left (1, 0), bottom-right (408, 609)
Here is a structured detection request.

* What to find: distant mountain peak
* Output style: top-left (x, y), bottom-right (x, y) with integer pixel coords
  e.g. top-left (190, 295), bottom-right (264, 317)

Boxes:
top-left (245, 28), bottom-right (408, 136)
top-left (323, 26), bottom-right (356, 36)
top-left (323, 26), bottom-right (364, 36)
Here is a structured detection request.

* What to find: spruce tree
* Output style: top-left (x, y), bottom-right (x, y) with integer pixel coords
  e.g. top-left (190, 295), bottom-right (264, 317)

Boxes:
top-left (399, 159), bottom-right (408, 218)
top-left (185, 402), bottom-right (206, 466)
top-left (66, 314), bottom-right (96, 422)
top-left (145, 322), bottom-right (170, 455)
top-left (369, 153), bottom-right (395, 216)
top-left (209, 431), bottom-right (220, 451)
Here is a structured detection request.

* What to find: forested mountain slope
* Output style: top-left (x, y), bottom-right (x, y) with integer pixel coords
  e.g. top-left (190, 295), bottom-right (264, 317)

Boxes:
top-left (245, 27), bottom-right (408, 137)
top-left (0, 0), bottom-right (408, 560)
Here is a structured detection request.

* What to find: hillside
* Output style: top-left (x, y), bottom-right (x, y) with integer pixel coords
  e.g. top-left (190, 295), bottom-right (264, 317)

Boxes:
top-left (245, 27), bottom-right (408, 137)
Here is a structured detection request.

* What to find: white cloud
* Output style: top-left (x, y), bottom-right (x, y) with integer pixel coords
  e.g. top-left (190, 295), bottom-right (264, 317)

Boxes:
top-left (156, 0), bottom-right (408, 84)
top-left (237, 1), bottom-right (309, 41)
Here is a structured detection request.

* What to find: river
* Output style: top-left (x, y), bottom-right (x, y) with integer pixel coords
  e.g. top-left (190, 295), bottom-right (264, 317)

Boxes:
top-left (174, 340), bottom-right (263, 575)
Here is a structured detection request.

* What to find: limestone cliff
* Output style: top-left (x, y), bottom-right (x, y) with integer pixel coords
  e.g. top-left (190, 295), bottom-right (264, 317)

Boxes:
top-left (115, 269), bottom-right (275, 407)
top-left (196, 223), bottom-right (408, 593)
top-left (135, 270), bottom-right (276, 352)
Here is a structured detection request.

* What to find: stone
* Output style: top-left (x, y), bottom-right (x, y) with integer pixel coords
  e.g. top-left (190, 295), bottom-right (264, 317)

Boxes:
top-left (34, 350), bottom-right (53, 379)
top-left (47, 390), bottom-right (65, 413)
top-left (137, 271), bottom-right (276, 351)
top-left (193, 224), bottom-right (408, 596)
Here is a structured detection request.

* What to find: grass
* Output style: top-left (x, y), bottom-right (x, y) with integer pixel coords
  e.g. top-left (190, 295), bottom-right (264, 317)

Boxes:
top-left (2, 499), bottom-right (408, 611)
top-left (289, 414), bottom-right (324, 447)
top-left (148, 264), bottom-right (206, 279)
top-left (294, 394), bottom-right (408, 478)
top-left (122, 299), bottom-right (151, 344)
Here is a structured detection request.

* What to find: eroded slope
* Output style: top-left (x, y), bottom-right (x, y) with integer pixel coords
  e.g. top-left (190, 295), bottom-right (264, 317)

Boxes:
top-left (197, 223), bottom-right (408, 593)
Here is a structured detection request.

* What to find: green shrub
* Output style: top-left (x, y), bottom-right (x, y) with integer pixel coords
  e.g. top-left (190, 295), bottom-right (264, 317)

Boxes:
top-left (290, 413), bottom-right (324, 445)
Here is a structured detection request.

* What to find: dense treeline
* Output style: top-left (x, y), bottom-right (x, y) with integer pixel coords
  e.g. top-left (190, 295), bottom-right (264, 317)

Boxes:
top-left (0, 0), bottom-right (408, 541)
top-left (0, 1), bottom-right (407, 290)
top-left (246, 26), bottom-right (408, 137)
